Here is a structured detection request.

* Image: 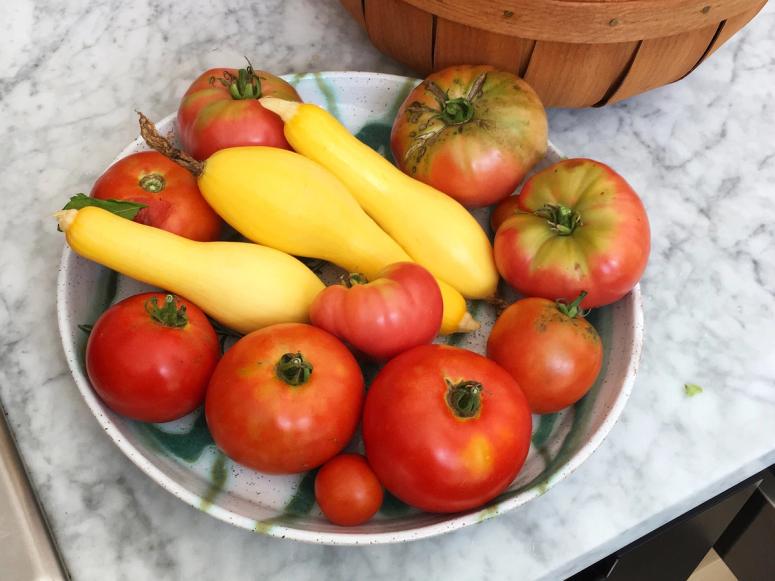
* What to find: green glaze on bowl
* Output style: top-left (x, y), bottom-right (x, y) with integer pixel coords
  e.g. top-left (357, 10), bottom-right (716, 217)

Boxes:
top-left (57, 72), bottom-right (643, 545)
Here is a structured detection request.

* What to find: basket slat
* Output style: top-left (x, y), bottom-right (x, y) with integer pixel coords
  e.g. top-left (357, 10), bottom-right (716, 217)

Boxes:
top-left (434, 17), bottom-right (535, 76)
top-left (702, 0), bottom-right (767, 58)
top-left (607, 24), bottom-right (720, 103)
top-left (524, 40), bottom-right (639, 107)
top-left (364, 0), bottom-right (434, 73)
top-left (340, 0), bottom-right (366, 28)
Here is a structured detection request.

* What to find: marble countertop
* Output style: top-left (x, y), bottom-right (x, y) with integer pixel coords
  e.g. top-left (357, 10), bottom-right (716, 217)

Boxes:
top-left (2, 0), bottom-right (774, 579)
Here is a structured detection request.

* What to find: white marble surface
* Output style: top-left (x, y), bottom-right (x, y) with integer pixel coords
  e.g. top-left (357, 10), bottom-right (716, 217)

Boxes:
top-left (1, 0), bottom-right (774, 579)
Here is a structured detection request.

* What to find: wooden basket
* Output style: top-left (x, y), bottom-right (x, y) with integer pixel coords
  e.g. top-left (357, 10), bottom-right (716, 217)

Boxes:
top-left (340, 0), bottom-right (766, 107)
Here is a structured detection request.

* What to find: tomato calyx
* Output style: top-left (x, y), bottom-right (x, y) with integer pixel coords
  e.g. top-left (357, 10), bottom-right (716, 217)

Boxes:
top-left (403, 72), bottom-right (488, 162)
top-left (533, 204), bottom-right (583, 236)
top-left (209, 59), bottom-right (263, 100)
top-left (342, 272), bottom-right (368, 288)
top-left (139, 173), bottom-right (165, 193)
top-left (445, 378), bottom-right (483, 419)
top-left (556, 291), bottom-right (590, 319)
top-left (145, 294), bottom-right (188, 328)
top-left (275, 352), bottom-right (313, 386)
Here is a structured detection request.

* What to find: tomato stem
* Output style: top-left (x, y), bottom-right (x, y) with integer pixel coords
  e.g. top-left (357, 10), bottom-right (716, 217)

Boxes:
top-left (556, 291), bottom-right (589, 319)
top-left (276, 352), bottom-right (313, 386)
top-left (446, 379), bottom-right (483, 418)
top-left (213, 58), bottom-right (262, 100)
top-left (145, 294), bottom-right (188, 328)
top-left (139, 173), bottom-right (165, 193)
top-left (343, 273), bottom-right (368, 288)
top-left (533, 204), bottom-right (583, 235)
top-left (138, 112), bottom-right (204, 176)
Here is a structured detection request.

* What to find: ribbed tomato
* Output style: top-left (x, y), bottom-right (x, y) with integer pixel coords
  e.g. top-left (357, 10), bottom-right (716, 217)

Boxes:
top-left (494, 158), bottom-right (650, 308)
top-left (177, 63), bottom-right (300, 160)
top-left (391, 65), bottom-right (547, 208)
top-left (363, 345), bottom-right (532, 513)
top-left (309, 262), bottom-right (442, 360)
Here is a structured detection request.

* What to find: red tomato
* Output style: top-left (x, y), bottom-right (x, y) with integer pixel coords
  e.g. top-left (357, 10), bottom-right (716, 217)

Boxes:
top-left (363, 344), bottom-right (532, 513)
top-left (391, 65), bottom-right (547, 208)
top-left (177, 63), bottom-right (301, 160)
top-left (205, 323), bottom-right (364, 474)
top-left (91, 151), bottom-right (221, 241)
top-left (490, 195), bottom-right (520, 233)
top-left (86, 293), bottom-right (220, 422)
top-left (309, 262), bottom-right (442, 360)
top-left (494, 158), bottom-right (650, 308)
top-left (315, 454), bottom-right (384, 526)
top-left (487, 293), bottom-right (603, 414)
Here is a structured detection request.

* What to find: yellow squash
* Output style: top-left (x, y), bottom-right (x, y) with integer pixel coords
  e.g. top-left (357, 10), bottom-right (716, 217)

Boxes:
top-left (260, 98), bottom-right (499, 299)
top-left (56, 206), bottom-right (324, 334)
top-left (194, 146), bottom-right (476, 334)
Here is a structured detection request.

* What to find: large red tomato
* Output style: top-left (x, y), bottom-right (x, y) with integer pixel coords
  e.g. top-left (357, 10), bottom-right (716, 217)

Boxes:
top-left (487, 293), bottom-right (603, 414)
top-left (205, 323), bottom-right (364, 474)
top-left (494, 158), bottom-right (650, 308)
top-left (90, 151), bottom-right (221, 241)
top-left (363, 344), bottom-right (532, 513)
top-left (309, 262), bottom-right (442, 360)
top-left (391, 65), bottom-right (547, 208)
top-left (86, 293), bottom-right (220, 422)
top-left (177, 63), bottom-right (301, 160)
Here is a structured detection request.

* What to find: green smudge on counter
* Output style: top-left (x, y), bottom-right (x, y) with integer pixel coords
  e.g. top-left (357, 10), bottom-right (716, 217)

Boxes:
top-left (684, 383), bottom-right (703, 397)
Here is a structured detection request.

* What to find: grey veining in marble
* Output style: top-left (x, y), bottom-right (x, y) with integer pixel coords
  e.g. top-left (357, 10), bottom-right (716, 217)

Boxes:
top-left (1, 1), bottom-right (774, 579)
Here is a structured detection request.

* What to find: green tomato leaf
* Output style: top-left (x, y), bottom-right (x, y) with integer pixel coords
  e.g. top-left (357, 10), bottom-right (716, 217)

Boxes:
top-left (62, 193), bottom-right (147, 221)
top-left (684, 383), bottom-right (704, 397)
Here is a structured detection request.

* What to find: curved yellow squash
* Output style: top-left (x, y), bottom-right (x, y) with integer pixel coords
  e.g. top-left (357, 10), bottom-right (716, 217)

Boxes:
top-left (260, 98), bottom-right (499, 299)
top-left (57, 206), bottom-right (324, 334)
top-left (197, 146), bottom-right (476, 334)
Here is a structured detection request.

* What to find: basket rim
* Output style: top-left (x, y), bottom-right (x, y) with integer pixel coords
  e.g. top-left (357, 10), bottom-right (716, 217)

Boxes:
top-left (396, 0), bottom-right (766, 43)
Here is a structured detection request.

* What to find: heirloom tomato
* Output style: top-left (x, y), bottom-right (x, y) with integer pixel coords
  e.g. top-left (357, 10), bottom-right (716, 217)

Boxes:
top-left (487, 293), bottom-right (603, 414)
top-left (315, 454), bottom-right (384, 526)
top-left (494, 158), bottom-right (650, 308)
top-left (205, 324), bottom-right (363, 474)
top-left (86, 293), bottom-right (220, 422)
top-left (309, 262), bottom-right (442, 360)
top-left (391, 65), bottom-right (547, 208)
top-left (177, 62), bottom-right (301, 160)
top-left (363, 345), bottom-right (532, 513)
top-left (91, 151), bottom-right (221, 241)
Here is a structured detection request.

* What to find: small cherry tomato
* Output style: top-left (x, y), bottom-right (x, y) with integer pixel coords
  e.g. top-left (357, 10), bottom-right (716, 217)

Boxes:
top-left (177, 62), bottom-right (301, 160)
top-left (205, 323), bottom-right (364, 474)
top-left (315, 454), bottom-right (384, 526)
top-left (363, 344), bottom-right (532, 513)
top-left (309, 262), bottom-right (442, 360)
top-left (86, 293), bottom-right (220, 422)
top-left (487, 292), bottom-right (603, 413)
top-left (91, 151), bottom-right (222, 241)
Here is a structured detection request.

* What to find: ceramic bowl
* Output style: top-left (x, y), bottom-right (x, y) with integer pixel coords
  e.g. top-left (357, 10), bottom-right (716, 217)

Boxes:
top-left (57, 71), bottom-right (643, 545)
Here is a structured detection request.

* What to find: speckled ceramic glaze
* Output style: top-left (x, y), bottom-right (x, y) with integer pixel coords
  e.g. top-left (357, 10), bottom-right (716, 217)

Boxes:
top-left (57, 72), bottom-right (643, 545)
